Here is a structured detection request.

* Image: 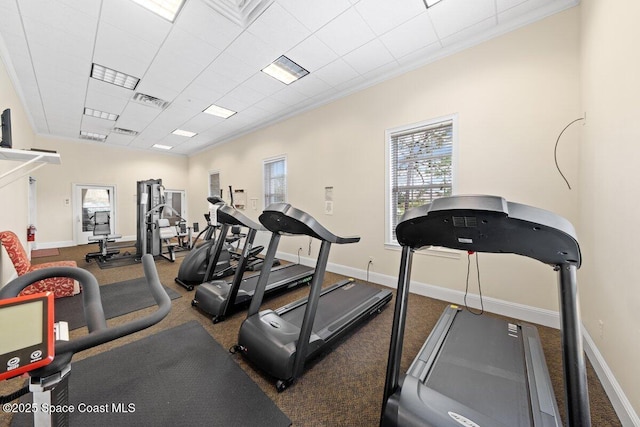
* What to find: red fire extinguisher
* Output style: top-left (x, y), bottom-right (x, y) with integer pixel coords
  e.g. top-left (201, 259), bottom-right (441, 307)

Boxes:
top-left (27, 225), bottom-right (36, 242)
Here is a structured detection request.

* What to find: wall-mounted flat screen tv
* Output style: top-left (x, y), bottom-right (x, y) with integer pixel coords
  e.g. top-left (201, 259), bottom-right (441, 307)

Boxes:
top-left (1, 108), bottom-right (12, 148)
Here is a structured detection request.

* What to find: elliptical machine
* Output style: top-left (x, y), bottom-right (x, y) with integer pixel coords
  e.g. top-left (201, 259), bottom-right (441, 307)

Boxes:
top-left (175, 197), bottom-right (233, 290)
top-left (175, 197), bottom-right (275, 291)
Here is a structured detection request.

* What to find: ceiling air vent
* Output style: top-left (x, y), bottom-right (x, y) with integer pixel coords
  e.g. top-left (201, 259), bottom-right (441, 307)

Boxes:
top-left (112, 127), bottom-right (139, 136)
top-left (202, 0), bottom-right (273, 27)
top-left (132, 92), bottom-right (170, 109)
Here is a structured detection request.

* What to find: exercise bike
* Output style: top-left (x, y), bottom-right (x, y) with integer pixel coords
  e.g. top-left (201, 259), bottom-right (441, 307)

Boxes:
top-left (0, 254), bottom-right (171, 427)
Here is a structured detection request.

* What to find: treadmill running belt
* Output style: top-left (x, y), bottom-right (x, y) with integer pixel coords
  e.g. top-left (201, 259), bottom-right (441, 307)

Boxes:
top-left (281, 281), bottom-right (382, 334)
top-left (424, 311), bottom-right (531, 426)
top-left (238, 264), bottom-right (311, 295)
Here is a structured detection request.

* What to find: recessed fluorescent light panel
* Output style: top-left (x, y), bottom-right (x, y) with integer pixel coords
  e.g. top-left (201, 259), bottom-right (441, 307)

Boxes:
top-left (423, 0), bottom-right (443, 8)
top-left (203, 104), bottom-right (237, 119)
top-left (91, 64), bottom-right (139, 90)
top-left (172, 129), bottom-right (197, 137)
top-left (80, 131), bottom-right (107, 142)
top-left (131, 0), bottom-right (185, 22)
top-left (153, 144), bottom-right (173, 150)
top-left (84, 107), bottom-right (118, 121)
top-left (262, 55), bottom-right (309, 85)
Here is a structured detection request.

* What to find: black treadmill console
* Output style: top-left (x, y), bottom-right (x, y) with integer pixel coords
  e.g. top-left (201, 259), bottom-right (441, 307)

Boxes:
top-left (396, 194), bottom-right (580, 267)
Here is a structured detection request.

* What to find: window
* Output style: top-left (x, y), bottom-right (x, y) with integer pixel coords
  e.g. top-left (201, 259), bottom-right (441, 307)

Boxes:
top-left (209, 172), bottom-right (220, 200)
top-left (263, 156), bottom-right (287, 208)
top-left (385, 115), bottom-right (457, 245)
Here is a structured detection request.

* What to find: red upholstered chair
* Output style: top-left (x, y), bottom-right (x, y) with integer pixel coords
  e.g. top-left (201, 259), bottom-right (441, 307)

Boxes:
top-left (0, 230), bottom-right (80, 298)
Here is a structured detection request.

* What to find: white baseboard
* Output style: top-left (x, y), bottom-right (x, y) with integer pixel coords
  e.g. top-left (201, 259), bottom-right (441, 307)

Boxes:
top-left (277, 251), bottom-right (639, 426)
top-left (34, 240), bottom-right (76, 249)
top-left (582, 329), bottom-right (640, 426)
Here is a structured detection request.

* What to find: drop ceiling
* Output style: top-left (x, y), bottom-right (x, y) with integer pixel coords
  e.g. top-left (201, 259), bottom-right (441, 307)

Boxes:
top-left (0, 0), bottom-right (578, 156)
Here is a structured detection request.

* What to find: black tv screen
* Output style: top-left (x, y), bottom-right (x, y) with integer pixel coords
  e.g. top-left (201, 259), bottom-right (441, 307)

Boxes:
top-left (1, 108), bottom-right (12, 148)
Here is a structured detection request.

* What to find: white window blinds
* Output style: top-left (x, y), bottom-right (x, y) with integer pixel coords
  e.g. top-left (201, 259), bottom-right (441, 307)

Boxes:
top-left (389, 119), bottom-right (453, 241)
top-left (264, 157), bottom-right (287, 207)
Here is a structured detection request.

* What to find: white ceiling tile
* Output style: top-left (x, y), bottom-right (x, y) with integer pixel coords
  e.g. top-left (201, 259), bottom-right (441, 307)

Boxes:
top-left (22, 16), bottom-right (95, 61)
top-left (93, 22), bottom-right (158, 77)
top-left (172, 92), bottom-right (216, 114)
top-left (332, 75), bottom-right (365, 94)
top-left (314, 58), bottom-right (360, 87)
top-left (206, 51), bottom-right (259, 87)
top-left (175, 0), bottom-right (243, 50)
top-left (181, 113), bottom-right (224, 133)
top-left (247, 3), bottom-right (311, 54)
top-left (100, 0), bottom-right (172, 46)
top-left (395, 41), bottom-right (443, 67)
top-left (497, 0), bottom-right (529, 13)
top-left (103, 133), bottom-right (135, 146)
top-left (252, 96), bottom-right (288, 114)
top-left (439, 16), bottom-right (497, 48)
top-left (56, 0), bottom-right (102, 18)
top-left (355, 0), bottom-right (425, 36)
top-left (342, 39), bottom-right (395, 75)
top-left (116, 102), bottom-right (163, 131)
top-left (380, 12), bottom-right (439, 59)
top-left (290, 74), bottom-right (332, 98)
top-left (81, 115), bottom-right (116, 133)
top-left (428, 0), bottom-right (496, 39)
top-left (160, 27), bottom-right (222, 69)
top-left (225, 85), bottom-right (267, 108)
top-left (286, 35), bottom-right (338, 73)
top-left (227, 31), bottom-right (280, 70)
top-left (242, 72), bottom-right (285, 97)
top-left (276, 0), bottom-right (352, 32)
top-left (315, 7), bottom-right (376, 56)
top-left (86, 77), bottom-right (133, 106)
top-left (270, 85), bottom-right (308, 106)
top-left (18, 1), bottom-right (98, 40)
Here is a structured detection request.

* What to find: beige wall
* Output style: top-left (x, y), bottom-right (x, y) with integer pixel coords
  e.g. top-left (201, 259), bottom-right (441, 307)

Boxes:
top-left (580, 0), bottom-right (640, 417)
top-left (28, 137), bottom-right (189, 243)
top-left (0, 52), bottom-right (35, 284)
top-left (189, 8), bottom-right (581, 311)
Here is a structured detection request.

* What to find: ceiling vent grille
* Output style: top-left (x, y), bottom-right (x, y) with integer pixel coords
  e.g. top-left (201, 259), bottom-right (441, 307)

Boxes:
top-left (112, 127), bottom-right (139, 136)
top-left (132, 92), bottom-right (170, 109)
top-left (202, 0), bottom-right (273, 27)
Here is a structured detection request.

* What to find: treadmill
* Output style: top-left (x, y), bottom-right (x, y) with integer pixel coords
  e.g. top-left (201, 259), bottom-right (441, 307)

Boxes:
top-left (234, 203), bottom-right (393, 391)
top-left (380, 195), bottom-right (591, 427)
top-left (192, 204), bottom-right (314, 323)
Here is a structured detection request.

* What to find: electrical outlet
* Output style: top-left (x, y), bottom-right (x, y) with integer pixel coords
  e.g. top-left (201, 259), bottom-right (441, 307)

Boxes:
top-left (369, 256), bottom-right (374, 264)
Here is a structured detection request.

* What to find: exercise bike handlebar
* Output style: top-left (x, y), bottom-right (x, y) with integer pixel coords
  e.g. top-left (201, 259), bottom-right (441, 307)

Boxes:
top-left (0, 254), bottom-right (171, 358)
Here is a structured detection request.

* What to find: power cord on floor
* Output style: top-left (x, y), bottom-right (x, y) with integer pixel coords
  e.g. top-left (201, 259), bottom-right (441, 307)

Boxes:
top-left (464, 251), bottom-right (484, 315)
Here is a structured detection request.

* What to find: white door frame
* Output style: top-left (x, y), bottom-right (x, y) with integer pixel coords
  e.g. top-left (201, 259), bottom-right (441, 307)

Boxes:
top-left (72, 184), bottom-right (116, 245)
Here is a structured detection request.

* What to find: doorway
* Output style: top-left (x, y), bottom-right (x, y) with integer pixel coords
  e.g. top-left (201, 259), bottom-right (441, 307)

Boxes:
top-left (73, 184), bottom-right (116, 245)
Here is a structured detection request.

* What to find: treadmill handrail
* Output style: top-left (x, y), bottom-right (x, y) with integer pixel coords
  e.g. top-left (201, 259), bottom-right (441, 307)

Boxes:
top-left (259, 203), bottom-right (360, 244)
top-left (217, 204), bottom-right (265, 231)
top-left (396, 195), bottom-right (581, 267)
